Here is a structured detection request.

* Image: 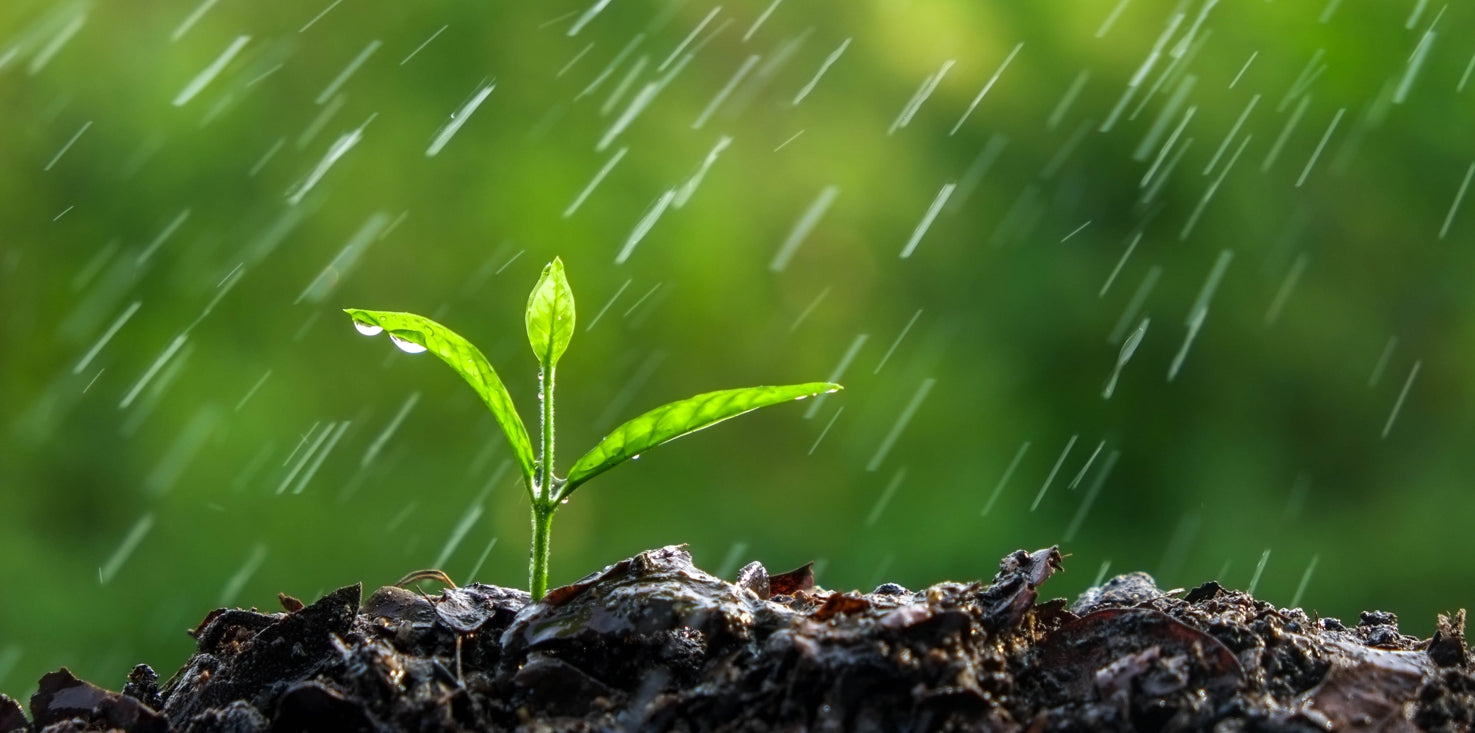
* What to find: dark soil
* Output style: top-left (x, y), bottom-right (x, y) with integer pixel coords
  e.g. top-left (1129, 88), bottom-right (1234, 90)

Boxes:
top-left (5, 545), bottom-right (1473, 732)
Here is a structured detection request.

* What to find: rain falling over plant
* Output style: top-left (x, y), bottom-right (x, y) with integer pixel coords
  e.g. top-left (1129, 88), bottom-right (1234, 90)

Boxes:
top-left (347, 258), bottom-right (840, 598)
top-left (4, 0), bottom-right (1475, 698)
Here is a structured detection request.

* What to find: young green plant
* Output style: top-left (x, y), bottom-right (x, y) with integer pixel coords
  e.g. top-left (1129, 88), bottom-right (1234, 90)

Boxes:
top-left (345, 258), bottom-right (840, 600)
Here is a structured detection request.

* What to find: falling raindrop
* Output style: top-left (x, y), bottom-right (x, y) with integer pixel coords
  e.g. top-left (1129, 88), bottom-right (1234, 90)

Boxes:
top-left (1155, 512), bottom-right (1201, 584)
top-left (1068, 440), bottom-right (1106, 490)
top-left (1439, 161), bottom-right (1475, 239)
top-left (788, 286), bottom-right (831, 333)
top-left (616, 189), bottom-right (676, 264)
top-left (299, 0), bottom-right (343, 32)
top-left (1246, 549), bottom-right (1272, 596)
top-left (866, 377), bottom-right (935, 472)
top-left (1182, 134), bottom-right (1251, 240)
top-left (1368, 336), bottom-right (1398, 387)
top-left (74, 300), bottom-right (141, 374)
top-left (804, 333), bottom-right (865, 418)
top-left (43, 120), bottom-right (91, 171)
top-left (173, 35), bottom-right (251, 107)
top-left (219, 544), bottom-right (268, 606)
top-left (865, 468), bottom-right (906, 527)
top-left (1283, 473), bottom-right (1312, 521)
top-left (692, 55), bottom-right (759, 130)
top-left (363, 392), bottom-right (420, 466)
top-left (715, 541), bottom-right (750, 579)
top-left (1046, 71), bottom-right (1090, 132)
top-left (564, 147), bottom-right (628, 217)
top-left (1230, 50), bottom-right (1258, 88)
top-left (1103, 317), bottom-right (1149, 399)
top-left (557, 42), bottom-right (595, 78)
top-left (99, 513), bottom-right (155, 585)
top-left (793, 37), bottom-right (850, 105)
top-left (980, 441), bottom-right (1031, 516)
top-left (808, 406), bottom-right (844, 455)
top-left (464, 537), bottom-right (499, 583)
top-left (770, 185), bottom-right (839, 272)
top-left (287, 117), bottom-right (373, 206)
top-left (899, 183), bottom-right (956, 258)
top-left (400, 24), bottom-right (448, 66)
top-left (386, 503), bottom-right (419, 532)
top-left (891, 60), bottom-right (955, 135)
top-left (433, 500), bottom-right (484, 570)
top-left (1264, 254), bottom-right (1309, 325)
top-left (773, 129), bottom-right (804, 151)
top-left (1063, 450), bottom-right (1119, 542)
top-left (171, 0), bottom-right (220, 42)
top-left (1030, 434), bottom-right (1078, 512)
top-left (1095, 0), bottom-right (1132, 38)
top-left (426, 80), bottom-right (495, 156)
top-left (1381, 360), bottom-right (1421, 439)
top-left (1263, 96), bottom-right (1310, 173)
top-left (1205, 95), bottom-right (1259, 177)
top-left (1289, 554), bottom-right (1321, 608)
top-left (1296, 107), bottom-right (1345, 187)
top-left (949, 43), bottom-right (1022, 135)
top-left (119, 333), bottom-right (188, 410)
top-left (743, 0), bottom-right (783, 41)
top-left (297, 213), bottom-right (390, 304)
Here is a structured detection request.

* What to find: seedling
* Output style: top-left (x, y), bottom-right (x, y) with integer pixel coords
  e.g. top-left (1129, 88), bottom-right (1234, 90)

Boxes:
top-left (346, 258), bottom-right (841, 600)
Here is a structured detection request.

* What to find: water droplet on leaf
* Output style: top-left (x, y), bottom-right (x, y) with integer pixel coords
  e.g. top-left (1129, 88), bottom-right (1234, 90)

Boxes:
top-left (389, 333), bottom-right (428, 354)
top-left (353, 320), bottom-right (384, 336)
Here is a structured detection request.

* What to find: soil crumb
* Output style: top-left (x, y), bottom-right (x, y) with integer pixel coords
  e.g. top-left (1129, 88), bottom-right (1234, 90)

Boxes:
top-left (5, 545), bottom-right (1472, 731)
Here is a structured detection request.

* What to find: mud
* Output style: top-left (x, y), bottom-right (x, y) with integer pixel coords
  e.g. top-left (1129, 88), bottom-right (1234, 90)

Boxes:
top-left (4, 545), bottom-right (1472, 731)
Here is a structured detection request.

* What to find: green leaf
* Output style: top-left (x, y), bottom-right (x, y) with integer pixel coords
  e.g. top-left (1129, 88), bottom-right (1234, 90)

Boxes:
top-left (344, 309), bottom-right (537, 484)
top-left (525, 258), bottom-right (576, 369)
top-left (562, 382), bottom-right (842, 497)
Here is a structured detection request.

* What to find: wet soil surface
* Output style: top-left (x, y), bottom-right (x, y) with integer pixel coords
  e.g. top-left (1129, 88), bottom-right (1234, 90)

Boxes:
top-left (5, 545), bottom-right (1474, 731)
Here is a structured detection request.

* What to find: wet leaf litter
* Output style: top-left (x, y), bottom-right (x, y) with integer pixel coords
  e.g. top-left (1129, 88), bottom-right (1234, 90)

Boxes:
top-left (5, 546), bottom-right (1472, 731)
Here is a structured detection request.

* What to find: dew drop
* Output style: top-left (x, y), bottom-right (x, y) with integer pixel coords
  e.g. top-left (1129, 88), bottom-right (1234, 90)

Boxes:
top-left (389, 333), bottom-right (428, 354)
top-left (353, 320), bottom-right (384, 336)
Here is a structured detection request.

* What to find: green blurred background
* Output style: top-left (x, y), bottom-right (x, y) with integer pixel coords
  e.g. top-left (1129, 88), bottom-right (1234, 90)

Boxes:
top-left (4, 0), bottom-right (1474, 699)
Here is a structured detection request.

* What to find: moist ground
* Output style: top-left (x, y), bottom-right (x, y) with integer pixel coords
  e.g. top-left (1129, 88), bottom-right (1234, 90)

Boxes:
top-left (4, 545), bottom-right (1472, 732)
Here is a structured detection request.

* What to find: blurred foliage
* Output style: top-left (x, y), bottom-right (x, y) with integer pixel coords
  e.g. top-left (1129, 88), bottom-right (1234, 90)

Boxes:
top-left (3, 0), bottom-right (1474, 699)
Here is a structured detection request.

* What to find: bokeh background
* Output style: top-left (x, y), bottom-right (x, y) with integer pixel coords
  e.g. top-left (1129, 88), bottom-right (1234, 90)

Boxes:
top-left (4, 0), bottom-right (1474, 698)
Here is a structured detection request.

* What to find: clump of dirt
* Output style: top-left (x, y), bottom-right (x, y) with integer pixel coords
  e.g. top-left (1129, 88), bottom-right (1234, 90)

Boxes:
top-left (4, 545), bottom-right (1473, 731)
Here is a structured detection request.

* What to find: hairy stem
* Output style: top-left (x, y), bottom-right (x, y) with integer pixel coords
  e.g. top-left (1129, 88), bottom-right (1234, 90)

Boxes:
top-left (529, 504), bottom-right (554, 600)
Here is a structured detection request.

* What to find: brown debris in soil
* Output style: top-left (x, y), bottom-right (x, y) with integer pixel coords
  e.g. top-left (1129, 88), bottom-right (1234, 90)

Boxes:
top-left (9, 545), bottom-right (1475, 731)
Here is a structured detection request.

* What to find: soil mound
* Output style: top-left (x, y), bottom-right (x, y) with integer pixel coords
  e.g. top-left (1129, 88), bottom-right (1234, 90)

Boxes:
top-left (5, 545), bottom-right (1472, 731)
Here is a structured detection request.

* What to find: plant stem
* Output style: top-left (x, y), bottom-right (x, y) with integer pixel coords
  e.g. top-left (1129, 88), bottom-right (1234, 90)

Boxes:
top-left (540, 366), bottom-right (555, 499)
top-left (530, 365), bottom-right (557, 600)
top-left (529, 503), bottom-right (554, 600)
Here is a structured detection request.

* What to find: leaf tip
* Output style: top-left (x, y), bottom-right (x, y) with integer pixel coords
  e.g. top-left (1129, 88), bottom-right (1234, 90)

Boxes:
top-left (346, 309), bottom-right (385, 336)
